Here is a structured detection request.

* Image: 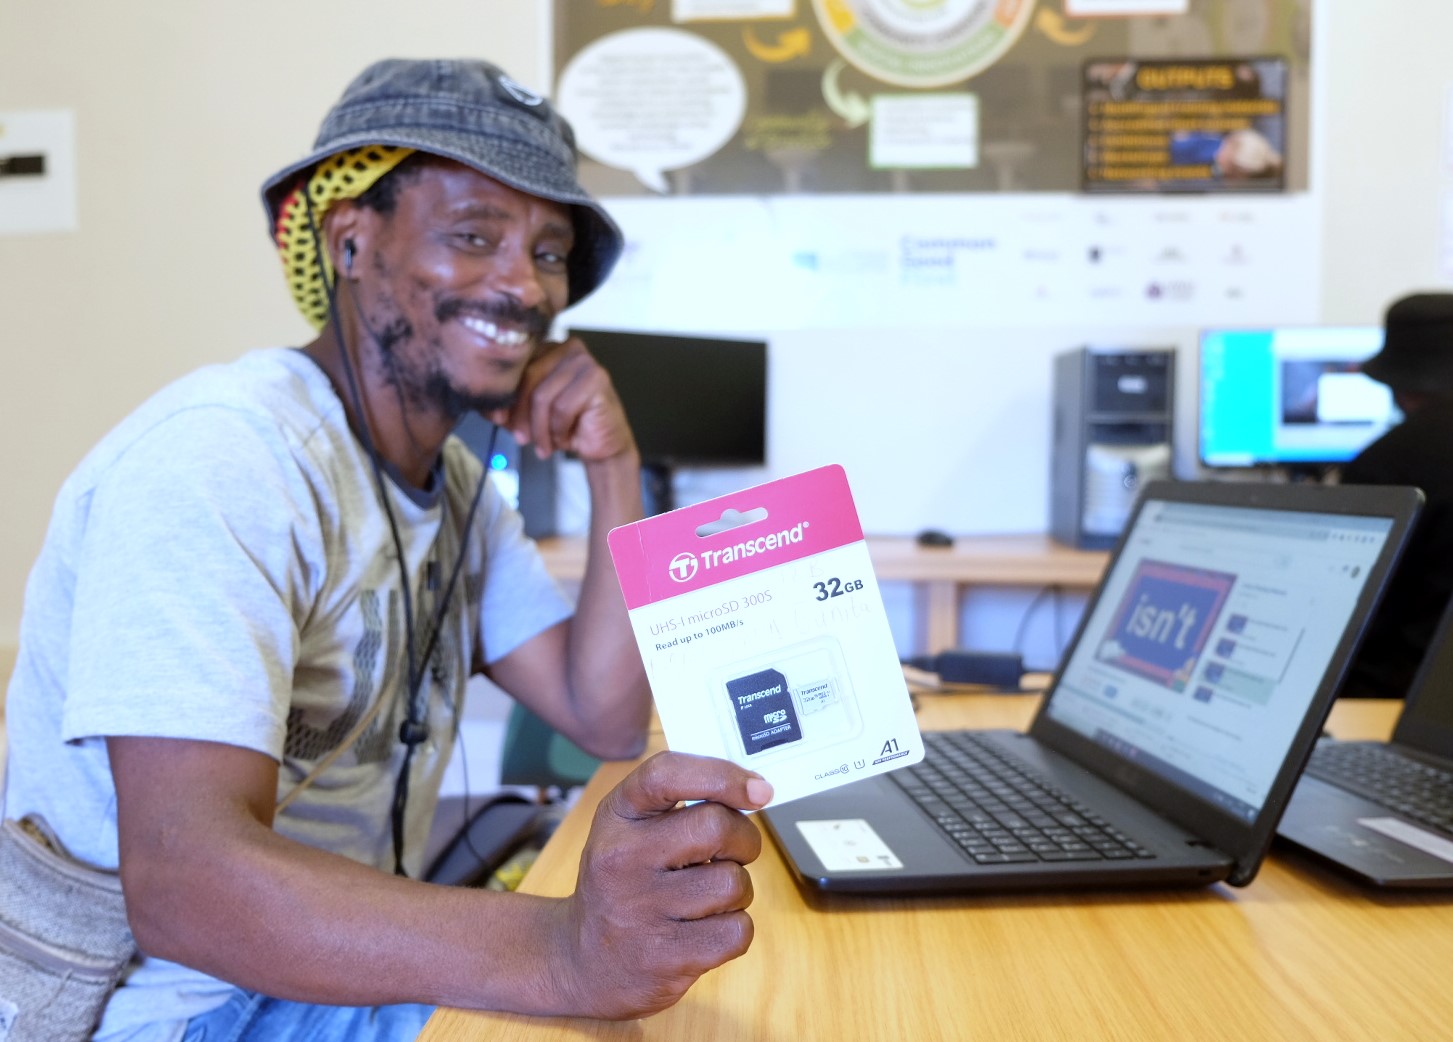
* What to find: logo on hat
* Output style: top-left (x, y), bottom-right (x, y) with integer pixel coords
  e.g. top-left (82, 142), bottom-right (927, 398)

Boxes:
top-left (498, 74), bottom-right (544, 107)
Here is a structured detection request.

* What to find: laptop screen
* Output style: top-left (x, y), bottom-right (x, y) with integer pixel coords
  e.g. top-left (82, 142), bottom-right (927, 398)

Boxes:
top-left (1043, 498), bottom-right (1394, 821)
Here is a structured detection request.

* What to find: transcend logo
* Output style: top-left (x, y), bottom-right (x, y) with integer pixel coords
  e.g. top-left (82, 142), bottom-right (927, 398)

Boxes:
top-left (668, 552), bottom-right (699, 583)
top-left (667, 521), bottom-right (810, 583)
top-left (736, 683), bottom-right (783, 706)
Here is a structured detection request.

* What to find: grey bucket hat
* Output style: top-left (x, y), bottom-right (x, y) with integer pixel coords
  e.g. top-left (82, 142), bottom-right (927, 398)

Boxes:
top-left (1362, 292), bottom-right (1453, 395)
top-left (261, 58), bottom-right (623, 306)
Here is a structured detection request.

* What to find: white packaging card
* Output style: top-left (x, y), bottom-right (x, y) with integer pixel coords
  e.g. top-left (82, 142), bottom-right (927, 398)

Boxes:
top-left (609, 465), bottom-right (922, 808)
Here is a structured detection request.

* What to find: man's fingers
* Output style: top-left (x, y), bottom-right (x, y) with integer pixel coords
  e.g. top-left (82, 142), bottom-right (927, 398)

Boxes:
top-left (660, 909), bottom-right (756, 977)
top-left (587, 755), bottom-right (770, 886)
top-left (500, 338), bottom-right (584, 456)
top-left (565, 754), bottom-right (767, 1018)
top-left (546, 370), bottom-right (605, 455)
top-left (526, 353), bottom-right (593, 456)
top-left (499, 336), bottom-right (636, 461)
top-left (650, 799), bottom-right (765, 870)
top-left (488, 338), bottom-right (565, 447)
top-left (603, 751), bottom-right (774, 820)
top-left (567, 910), bottom-right (755, 1019)
top-left (657, 858), bottom-right (757, 921)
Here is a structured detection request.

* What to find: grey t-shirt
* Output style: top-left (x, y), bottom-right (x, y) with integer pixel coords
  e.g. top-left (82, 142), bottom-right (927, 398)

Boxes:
top-left (3, 348), bottom-right (572, 1039)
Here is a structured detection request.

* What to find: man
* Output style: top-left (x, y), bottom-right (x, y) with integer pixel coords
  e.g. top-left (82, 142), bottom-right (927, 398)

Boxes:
top-left (1, 59), bottom-right (771, 1040)
top-left (1340, 292), bottom-right (1453, 698)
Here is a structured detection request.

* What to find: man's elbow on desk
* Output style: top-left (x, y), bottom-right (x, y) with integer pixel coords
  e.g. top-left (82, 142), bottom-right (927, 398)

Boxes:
top-left (577, 725), bottom-right (648, 763)
top-left (553, 686), bottom-right (652, 762)
top-left (572, 688), bottom-right (652, 760)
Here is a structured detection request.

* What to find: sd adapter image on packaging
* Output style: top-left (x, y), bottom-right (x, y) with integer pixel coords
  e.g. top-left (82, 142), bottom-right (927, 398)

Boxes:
top-left (712, 636), bottom-right (862, 763)
top-left (726, 667), bottom-right (803, 755)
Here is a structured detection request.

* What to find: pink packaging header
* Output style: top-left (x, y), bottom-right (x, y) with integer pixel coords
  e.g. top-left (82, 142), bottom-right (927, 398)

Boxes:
top-left (608, 465), bottom-right (865, 609)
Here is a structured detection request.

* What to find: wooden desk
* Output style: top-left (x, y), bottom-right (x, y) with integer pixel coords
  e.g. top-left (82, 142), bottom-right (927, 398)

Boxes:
top-left (537, 534), bottom-right (1109, 655)
top-left (421, 697), bottom-right (1453, 1042)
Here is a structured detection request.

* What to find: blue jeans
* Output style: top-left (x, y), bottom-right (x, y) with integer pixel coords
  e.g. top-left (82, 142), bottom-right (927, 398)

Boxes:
top-left (180, 989), bottom-right (434, 1041)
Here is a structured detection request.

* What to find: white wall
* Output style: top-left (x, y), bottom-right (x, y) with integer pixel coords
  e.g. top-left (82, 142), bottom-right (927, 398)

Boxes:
top-left (3, 1), bottom-right (1452, 661)
top-left (1317, 5), bottom-right (1453, 318)
top-left (0, 0), bottom-right (551, 651)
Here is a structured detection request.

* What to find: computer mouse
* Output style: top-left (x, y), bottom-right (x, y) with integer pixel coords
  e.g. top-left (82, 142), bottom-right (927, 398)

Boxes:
top-left (915, 528), bottom-right (954, 548)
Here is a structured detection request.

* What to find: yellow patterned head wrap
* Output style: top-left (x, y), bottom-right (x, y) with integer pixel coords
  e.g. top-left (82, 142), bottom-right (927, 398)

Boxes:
top-left (272, 145), bottom-right (414, 329)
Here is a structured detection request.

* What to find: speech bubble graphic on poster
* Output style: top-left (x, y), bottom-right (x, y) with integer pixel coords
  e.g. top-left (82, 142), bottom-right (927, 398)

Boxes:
top-left (556, 27), bottom-right (747, 193)
top-left (811, 0), bottom-right (1036, 88)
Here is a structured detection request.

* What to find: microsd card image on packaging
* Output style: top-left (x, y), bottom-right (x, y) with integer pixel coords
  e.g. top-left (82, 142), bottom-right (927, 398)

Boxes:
top-left (608, 465), bottom-right (923, 809)
top-left (713, 636), bottom-right (860, 764)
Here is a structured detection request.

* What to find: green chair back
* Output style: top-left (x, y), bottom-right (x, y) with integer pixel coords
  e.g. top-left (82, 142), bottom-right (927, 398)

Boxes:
top-left (499, 703), bottom-right (601, 792)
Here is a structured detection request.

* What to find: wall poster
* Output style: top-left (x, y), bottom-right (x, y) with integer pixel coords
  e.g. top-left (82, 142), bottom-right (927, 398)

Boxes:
top-left (1082, 56), bottom-right (1287, 193)
top-left (552, 0), bottom-right (1310, 198)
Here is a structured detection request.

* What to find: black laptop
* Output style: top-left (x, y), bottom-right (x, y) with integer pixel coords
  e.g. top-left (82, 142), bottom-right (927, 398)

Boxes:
top-left (762, 480), bottom-right (1423, 894)
top-left (1277, 592), bottom-right (1453, 887)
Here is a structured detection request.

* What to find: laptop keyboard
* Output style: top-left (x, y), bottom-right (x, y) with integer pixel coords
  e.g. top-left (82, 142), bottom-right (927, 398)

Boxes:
top-left (890, 732), bottom-right (1157, 864)
top-left (1306, 742), bottom-right (1453, 834)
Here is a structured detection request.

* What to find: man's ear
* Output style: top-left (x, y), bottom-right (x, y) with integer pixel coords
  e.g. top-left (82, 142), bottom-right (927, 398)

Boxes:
top-left (324, 204), bottom-right (368, 280)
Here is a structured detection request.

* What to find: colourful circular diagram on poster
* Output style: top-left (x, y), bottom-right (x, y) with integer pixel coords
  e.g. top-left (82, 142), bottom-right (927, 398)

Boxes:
top-left (812, 0), bottom-right (1037, 88)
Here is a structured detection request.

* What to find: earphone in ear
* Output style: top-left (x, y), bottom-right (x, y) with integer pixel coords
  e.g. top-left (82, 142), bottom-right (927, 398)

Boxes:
top-left (342, 239), bottom-right (356, 273)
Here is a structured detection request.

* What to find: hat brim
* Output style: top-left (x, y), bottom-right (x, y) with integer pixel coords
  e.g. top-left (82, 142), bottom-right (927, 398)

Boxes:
top-left (1362, 347), bottom-right (1453, 394)
top-left (261, 133), bottom-right (622, 307)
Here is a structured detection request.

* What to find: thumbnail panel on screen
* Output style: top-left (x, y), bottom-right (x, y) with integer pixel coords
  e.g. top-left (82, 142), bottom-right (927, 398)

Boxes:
top-left (1199, 327), bottom-right (1400, 469)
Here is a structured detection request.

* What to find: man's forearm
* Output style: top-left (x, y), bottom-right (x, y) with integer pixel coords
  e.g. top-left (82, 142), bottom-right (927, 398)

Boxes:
top-left (565, 449), bottom-right (651, 755)
top-left (111, 738), bottom-right (583, 1015)
top-left (114, 741), bottom-right (772, 1024)
top-left (165, 828), bottom-right (578, 1012)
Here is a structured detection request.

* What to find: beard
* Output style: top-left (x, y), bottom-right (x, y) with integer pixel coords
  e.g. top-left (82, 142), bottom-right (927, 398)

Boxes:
top-left (421, 367), bottom-right (517, 417)
top-left (376, 331), bottom-right (520, 419)
top-left (371, 292), bottom-right (554, 421)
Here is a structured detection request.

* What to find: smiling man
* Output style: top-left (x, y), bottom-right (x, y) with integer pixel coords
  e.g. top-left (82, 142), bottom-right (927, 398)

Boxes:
top-left (1, 59), bottom-right (770, 1041)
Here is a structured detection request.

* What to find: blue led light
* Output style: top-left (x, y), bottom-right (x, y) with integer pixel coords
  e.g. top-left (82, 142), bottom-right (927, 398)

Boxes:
top-left (489, 453), bottom-right (509, 471)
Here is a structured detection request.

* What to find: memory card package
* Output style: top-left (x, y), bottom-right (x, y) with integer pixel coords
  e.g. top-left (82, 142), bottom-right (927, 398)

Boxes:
top-left (608, 465), bottom-right (923, 808)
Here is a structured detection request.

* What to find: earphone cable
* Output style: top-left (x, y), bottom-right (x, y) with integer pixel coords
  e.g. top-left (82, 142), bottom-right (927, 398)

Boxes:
top-left (302, 193), bottom-right (493, 876)
top-left (301, 194), bottom-right (422, 701)
top-left (389, 425), bottom-right (495, 877)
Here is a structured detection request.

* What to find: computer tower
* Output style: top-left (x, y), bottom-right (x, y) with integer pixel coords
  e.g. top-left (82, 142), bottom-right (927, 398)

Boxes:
top-left (1051, 347), bottom-right (1174, 549)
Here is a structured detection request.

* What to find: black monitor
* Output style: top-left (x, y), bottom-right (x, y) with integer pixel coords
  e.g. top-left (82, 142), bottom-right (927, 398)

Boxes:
top-left (1198, 326), bottom-right (1399, 473)
top-left (570, 327), bottom-right (768, 514)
